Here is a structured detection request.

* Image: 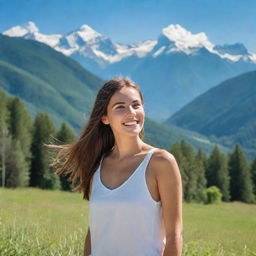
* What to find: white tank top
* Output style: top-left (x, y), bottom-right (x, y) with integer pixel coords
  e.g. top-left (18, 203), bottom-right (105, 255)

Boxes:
top-left (89, 148), bottom-right (166, 256)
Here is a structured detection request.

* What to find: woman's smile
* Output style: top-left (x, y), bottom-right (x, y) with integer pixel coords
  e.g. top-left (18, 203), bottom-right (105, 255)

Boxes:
top-left (122, 121), bottom-right (139, 127)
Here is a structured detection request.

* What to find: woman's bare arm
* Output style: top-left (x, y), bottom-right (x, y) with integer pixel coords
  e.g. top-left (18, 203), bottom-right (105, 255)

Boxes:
top-left (154, 150), bottom-right (183, 256)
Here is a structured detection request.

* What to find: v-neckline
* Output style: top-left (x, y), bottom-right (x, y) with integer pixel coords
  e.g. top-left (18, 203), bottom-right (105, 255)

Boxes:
top-left (99, 148), bottom-right (155, 192)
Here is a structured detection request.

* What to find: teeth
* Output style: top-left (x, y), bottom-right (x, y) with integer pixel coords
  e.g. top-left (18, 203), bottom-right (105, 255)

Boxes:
top-left (123, 121), bottom-right (138, 126)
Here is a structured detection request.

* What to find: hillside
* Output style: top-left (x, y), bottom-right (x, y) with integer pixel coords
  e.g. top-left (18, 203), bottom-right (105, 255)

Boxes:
top-left (144, 117), bottom-right (229, 156)
top-left (164, 70), bottom-right (256, 159)
top-left (0, 34), bottom-right (103, 130)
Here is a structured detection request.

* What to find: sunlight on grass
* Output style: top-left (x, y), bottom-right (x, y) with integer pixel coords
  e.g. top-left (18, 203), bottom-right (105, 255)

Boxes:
top-left (0, 188), bottom-right (255, 256)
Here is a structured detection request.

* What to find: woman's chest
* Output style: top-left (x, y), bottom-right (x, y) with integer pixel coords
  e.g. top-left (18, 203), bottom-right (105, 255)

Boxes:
top-left (100, 157), bottom-right (160, 203)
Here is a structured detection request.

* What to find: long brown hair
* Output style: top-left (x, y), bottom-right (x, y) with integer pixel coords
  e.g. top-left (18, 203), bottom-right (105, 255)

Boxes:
top-left (50, 77), bottom-right (145, 200)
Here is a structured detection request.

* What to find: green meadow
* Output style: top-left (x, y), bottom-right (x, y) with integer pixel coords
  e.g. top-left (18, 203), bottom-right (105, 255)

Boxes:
top-left (0, 188), bottom-right (255, 256)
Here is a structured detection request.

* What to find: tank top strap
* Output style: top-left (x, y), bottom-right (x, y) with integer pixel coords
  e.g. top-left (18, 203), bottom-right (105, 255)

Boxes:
top-left (141, 147), bottom-right (158, 171)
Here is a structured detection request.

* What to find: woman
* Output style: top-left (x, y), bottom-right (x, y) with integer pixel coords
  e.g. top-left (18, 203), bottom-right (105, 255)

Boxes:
top-left (52, 77), bottom-right (183, 256)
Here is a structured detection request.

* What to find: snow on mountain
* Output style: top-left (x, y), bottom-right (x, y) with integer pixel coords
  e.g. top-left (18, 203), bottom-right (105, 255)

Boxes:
top-left (161, 24), bottom-right (214, 54)
top-left (214, 43), bottom-right (248, 55)
top-left (3, 21), bottom-right (256, 64)
top-left (64, 25), bottom-right (157, 63)
top-left (4, 21), bottom-right (62, 48)
top-left (213, 43), bottom-right (256, 62)
top-left (63, 24), bottom-right (119, 63)
top-left (3, 21), bottom-right (157, 64)
top-left (112, 40), bottom-right (157, 60)
top-left (74, 24), bottom-right (104, 43)
top-left (4, 25), bottom-right (28, 37)
top-left (149, 24), bottom-right (256, 63)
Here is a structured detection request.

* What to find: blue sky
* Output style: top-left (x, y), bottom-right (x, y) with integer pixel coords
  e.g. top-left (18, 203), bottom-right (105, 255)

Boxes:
top-left (0, 0), bottom-right (256, 51)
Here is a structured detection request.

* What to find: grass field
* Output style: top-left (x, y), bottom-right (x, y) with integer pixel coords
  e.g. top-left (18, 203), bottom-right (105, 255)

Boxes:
top-left (0, 188), bottom-right (255, 256)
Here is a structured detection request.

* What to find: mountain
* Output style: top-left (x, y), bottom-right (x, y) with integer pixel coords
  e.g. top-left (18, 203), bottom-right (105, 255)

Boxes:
top-left (4, 22), bottom-right (256, 123)
top-left (213, 43), bottom-right (251, 58)
top-left (0, 33), bottom-right (103, 131)
top-left (4, 22), bottom-right (255, 66)
top-left (164, 70), bottom-right (256, 160)
top-left (105, 25), bottom-right (256, 121)
top-left (3, 22), bottom-right (157, 67)
top-left (144, 118), bottom-right (230, 156)
top-left (0, 34), bottom-right (231, 156)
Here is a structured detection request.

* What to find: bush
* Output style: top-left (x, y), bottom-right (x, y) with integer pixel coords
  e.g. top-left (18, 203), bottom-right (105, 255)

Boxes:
top-left (203, 186), bottom-right (222, 204)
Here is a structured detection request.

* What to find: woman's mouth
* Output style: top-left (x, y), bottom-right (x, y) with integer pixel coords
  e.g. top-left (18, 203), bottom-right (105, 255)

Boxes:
top-left (122, 120), bottom-right (139, 127)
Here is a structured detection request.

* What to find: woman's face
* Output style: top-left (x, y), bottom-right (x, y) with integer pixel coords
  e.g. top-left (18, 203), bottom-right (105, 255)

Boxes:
top-left (101, 87), bottom-right (144, 137)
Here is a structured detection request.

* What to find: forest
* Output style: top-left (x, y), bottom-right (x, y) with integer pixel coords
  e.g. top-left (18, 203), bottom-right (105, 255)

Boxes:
top-left (1, 90), bottom-right (256, 204)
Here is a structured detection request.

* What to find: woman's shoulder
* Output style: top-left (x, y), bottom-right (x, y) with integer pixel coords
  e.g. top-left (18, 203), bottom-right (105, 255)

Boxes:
top-left (151, 148), bottom-right (178, 176)
top-left (150, 148), bottom-right (182, 194)
top-left (152, 148), bottom-right (175, 162)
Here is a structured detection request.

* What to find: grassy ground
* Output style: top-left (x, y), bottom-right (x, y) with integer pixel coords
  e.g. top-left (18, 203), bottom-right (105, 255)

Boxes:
top-left (0, 187), bottom-right (255, 256)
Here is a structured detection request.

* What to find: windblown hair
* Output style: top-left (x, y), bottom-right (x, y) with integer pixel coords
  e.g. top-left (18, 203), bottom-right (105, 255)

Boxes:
top-left (50, 77), bottom-right (144, 200)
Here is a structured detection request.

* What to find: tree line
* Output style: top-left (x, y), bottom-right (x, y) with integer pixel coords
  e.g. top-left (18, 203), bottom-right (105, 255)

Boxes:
top-left (0, 90), bottom-right (255, 204)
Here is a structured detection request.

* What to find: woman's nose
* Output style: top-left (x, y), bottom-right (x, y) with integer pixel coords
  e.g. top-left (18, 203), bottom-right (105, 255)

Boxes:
top-left (127, 105), bottom-right (136, 115)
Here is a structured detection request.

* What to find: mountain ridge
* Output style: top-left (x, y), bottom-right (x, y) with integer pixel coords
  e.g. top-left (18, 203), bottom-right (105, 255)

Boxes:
top-left (4, 21), bottom-right (256, 65)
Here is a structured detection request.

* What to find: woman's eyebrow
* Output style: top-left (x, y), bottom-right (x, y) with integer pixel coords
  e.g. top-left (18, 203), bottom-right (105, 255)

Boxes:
top-left (112, 100), bottom-right (140, 108)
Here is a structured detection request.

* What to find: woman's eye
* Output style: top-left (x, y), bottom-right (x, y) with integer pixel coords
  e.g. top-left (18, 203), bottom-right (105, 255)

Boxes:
top-left (116, 104), bottom-right (141, 109)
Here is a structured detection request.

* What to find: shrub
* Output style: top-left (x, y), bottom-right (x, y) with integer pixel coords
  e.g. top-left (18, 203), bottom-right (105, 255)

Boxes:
top-left (203, 186), bottom-right (222, 204)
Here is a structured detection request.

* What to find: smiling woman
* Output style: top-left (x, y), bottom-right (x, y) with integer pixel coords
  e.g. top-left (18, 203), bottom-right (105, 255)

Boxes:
top-left (49, 77), bottom-right (183, 256)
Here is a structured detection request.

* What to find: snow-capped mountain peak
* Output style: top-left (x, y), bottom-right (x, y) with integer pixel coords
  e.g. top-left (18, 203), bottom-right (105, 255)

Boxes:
top-left (3, 25), bottom-right (27, 37)
top-left (161, 24), bottom-right (214, 53)
top-left (76, 24), bottom-right (104, 42)
top-left (26, 21), bottom-right (39, 34)
top-left (4, 21), bottom-right (39, 37)
top-left (3, 21), bottom-right (62, 48)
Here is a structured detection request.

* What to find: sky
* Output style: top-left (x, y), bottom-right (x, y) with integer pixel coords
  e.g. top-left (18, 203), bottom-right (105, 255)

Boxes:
top-left (0, 0), bottom-right (256, 52)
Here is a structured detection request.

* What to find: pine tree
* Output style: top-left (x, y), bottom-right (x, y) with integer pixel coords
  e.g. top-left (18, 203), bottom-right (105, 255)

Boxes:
top-left (195, 148), bottom-right (207, 202)
top-left (57, 123), bottom-right (76, 191)
top-left (5, 140), bottom-right (28, 187)
top-left (8, 97), bottom-right (33, 158)
top-left (206, 145), bottom-right (231, 201)
top-left (169, 142), bottom-right (187, 201)
top-left (228, 144), bottom-right (255, 203)
top-left (250, 157), bottom-right (256, 196)
top-left (6, 97), bottom-right (33, 187)
top-left (0, 90), bottom-right (11, 188)
top-left (178, 140), bottom-right (198, 202)
top-left (197, 147), bottom-right (208, 171)
top-left (30, 113), bottom-right (60, 189)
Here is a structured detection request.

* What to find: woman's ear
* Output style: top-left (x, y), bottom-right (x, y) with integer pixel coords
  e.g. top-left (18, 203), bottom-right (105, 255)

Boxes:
top-left (101, 115), bottom-right (110, 125)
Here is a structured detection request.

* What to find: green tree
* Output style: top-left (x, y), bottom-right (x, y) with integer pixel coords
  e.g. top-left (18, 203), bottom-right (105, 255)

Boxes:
top-left (206, 145), bottom-right (231, 201)
top-left (180, 140), bottom-right (198, 202)
top-left (228, 144), bottom-right (255, 203)
top-left (5, 140), bottom-right (28, 187)
top-left (5, 97), bottom-right (33, 187)
top-left (30, 113), bottom-right (60, 189)
top-left (169, 142), bottom-right (187, 200)
top-left (57, 123), bottom-right (76, 191)
top-left (0, 90), bottom-right (11, 188)
top-left (194, 148), bottom-right (207, 203)
top-left (8, 97), bottom-right (33, 158)
top-left (250, 157), bottom-right (256, 196)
